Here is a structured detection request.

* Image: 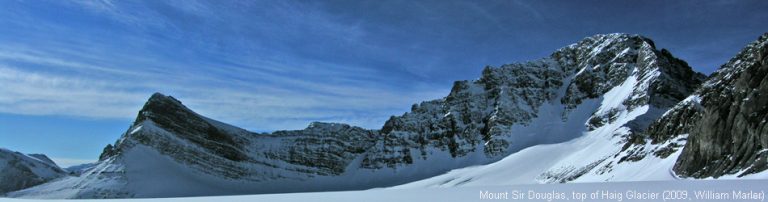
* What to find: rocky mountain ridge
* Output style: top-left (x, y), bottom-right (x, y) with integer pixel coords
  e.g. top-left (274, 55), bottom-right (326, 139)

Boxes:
top-left (392, 33), bottom-right (768, 189)
top-left (8, 33), bottom-right (768, 199)
top-left (372, 33), bottom-right (705, 170)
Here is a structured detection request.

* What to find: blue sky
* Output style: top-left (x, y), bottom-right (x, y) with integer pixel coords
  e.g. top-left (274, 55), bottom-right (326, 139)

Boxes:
top-left (0, 0), bottom-right (766, 167)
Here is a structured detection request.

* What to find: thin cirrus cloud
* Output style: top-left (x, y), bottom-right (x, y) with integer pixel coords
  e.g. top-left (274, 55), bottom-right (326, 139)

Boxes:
top-left (0, 0), bottom-right (454, 132)
top-left (3, 0), bottom-right (768, 133)
top-left (0, 48), bottom-right (446, 131)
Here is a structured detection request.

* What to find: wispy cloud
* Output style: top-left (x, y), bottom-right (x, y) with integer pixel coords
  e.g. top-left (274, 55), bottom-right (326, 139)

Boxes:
top-left (0, 0), bottom-right (454, 131)
top-left (0, 66), bottom-right (148, 119)
top-left (0, 54), bottom-right (446, 131)
top-left (0, 50), bottom-right (149, 77)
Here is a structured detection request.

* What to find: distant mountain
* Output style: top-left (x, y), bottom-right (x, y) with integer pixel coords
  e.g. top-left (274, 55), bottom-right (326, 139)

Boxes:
top-left (0, 148), bottom-right (66, 195)
top-left (10, 33), bottom-right (768, 199)
top-left (63, 162), bottom-right (98, 176)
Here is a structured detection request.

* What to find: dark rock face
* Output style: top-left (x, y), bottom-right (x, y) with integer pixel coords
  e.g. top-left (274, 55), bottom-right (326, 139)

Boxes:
top-left (646, 101), bottom-right (703, 144)
top-left (367, 60), bottom-right (568, 169)
top-left (555, 35), bottom-right (704, 112)
top-left (132, 93), bottom-right (249, 162)
top-left (648, 49), bottom-right (707, 108)
top-left (266, 122), bottom-right (377, 175)
top-left (672, 33), bottom-right (768, 178)
top-left (98, 144), bottom-right (116, 161)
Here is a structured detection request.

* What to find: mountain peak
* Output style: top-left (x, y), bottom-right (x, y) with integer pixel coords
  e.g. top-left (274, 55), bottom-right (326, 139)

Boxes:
top-left (133, 92), bottom-right (187, 125)
top-left (149, 92), bottom-right (167, 99)
top-left (573, 33), bottom-right (656, 51)
top-left (145, 92), bottom-right (182, 109)
top-left (117, 92), bottom-right (250, 162)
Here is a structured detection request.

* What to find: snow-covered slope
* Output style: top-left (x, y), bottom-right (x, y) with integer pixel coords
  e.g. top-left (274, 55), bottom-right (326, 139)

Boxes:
top-left (7, 33), bottom-right (709, 199)
top-left (392, 126), bottom-right (687, 188)
top-left (4, 180), bottom-right (768, 202)
top-left (0, 148), bottom-right (66, 195)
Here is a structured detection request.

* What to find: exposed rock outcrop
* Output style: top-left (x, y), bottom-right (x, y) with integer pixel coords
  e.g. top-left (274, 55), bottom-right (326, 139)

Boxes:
top-left (672, 33), bottom-right (768, 178)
